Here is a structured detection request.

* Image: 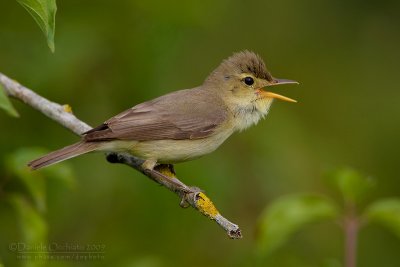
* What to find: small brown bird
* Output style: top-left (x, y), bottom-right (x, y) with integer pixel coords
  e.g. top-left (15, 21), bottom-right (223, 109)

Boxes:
top-left (28, 51), bottom-right (297, 171)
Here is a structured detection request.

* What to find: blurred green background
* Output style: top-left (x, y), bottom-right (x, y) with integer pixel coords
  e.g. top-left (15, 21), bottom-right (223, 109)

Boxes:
top-left (1, 0), bottom-right (400, 266)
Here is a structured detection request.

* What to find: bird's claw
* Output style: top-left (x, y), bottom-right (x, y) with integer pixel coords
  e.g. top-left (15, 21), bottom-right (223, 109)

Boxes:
top-left (179, 186), bottom-right (203, 208)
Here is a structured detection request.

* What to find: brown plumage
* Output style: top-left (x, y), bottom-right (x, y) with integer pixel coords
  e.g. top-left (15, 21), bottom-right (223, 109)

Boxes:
top-left (28, 51), bottom-right (296, 170)
top-left (83, 88), bottom-right (227, 141)
top-left (205, 50), bottom-right (274, 83)
top-left (28, 142), bottom-right (98, 170)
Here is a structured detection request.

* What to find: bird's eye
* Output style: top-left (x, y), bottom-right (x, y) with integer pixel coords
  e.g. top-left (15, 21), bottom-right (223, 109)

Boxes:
top-left (243, 76), bottom-right (254, 86)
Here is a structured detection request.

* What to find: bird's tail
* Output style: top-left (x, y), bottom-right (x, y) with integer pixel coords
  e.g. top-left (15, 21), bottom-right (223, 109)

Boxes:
top-left (28, 141), bottom-right (99, 170)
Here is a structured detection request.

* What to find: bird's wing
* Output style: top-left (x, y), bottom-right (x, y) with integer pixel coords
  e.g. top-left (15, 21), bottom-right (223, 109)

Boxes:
top-left (83, 88), bottom-right (228, 141)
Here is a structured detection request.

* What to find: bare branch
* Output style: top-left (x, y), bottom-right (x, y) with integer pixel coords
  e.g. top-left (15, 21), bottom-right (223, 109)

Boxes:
top-left (0, 73), bottom-right (91, 135)
top-left (0, 72), bottom-right (242, 239)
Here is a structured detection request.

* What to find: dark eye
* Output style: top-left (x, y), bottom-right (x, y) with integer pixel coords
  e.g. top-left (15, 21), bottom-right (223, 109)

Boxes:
top-left (243, 76), bottom-right (254, 86)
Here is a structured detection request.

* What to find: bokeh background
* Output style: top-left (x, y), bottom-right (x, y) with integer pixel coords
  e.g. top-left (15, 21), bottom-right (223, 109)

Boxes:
top-left (1, 0), bottom-right (400, 266)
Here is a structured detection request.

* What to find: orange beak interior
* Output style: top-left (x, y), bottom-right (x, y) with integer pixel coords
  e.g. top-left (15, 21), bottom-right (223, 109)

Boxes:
top-left (257, 78), bottom-right (298, 102)
top-left (257, 90), bottom-right (297, 102)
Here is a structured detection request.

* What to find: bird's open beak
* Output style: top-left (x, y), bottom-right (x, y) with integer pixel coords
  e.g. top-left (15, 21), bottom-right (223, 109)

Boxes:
top-left (257, 78), bottom-right (298, 103)
top-left (272, 78), bottom-right (299, 85)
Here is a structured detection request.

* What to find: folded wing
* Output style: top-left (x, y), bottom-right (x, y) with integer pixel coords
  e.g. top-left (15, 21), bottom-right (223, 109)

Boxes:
top-left (83, 88), bottom-right (228, 142)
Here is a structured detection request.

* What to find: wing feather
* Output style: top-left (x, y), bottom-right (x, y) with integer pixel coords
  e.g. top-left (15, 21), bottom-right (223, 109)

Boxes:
top-left (83, 88), bottom-right (228, 142)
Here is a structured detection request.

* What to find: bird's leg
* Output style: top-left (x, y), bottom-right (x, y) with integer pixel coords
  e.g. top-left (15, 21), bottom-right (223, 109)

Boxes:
top-left (145, 163), bottom-right (242, 237)
top-left (165, 164), bottom-right (176, 175)
top-left (107, 154), bottom-right (189, 194)
top-left (142, 160), bottom-right (192, 194)
top-left (106, 152), bottom-right (242, 238)
top-left (142, 160), bottom-right (203, 208)
top-left (153, 164), bottom-right (203, 208)
top-left (107, 154), bottom-right (201, 206)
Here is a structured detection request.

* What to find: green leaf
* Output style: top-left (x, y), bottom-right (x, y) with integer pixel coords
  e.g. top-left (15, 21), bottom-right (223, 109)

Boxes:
top-left (8, 194), bottom-right (47, 244)
top-left (328, 167), bottom-right (374, 205)
top-left (42, 161), bottom-right (76, 189)
top-left (256, 194), bottom-right (339, 255)
top-left (7, 194), bottom-right (47, 267)
top-left (0, 83), bottom-right (19, 117)
top-left (6, 147), bottom-right (75, 212)
top-left (6, 148), bottom-right (47, 212)
top-left (16, 0), bottom-right (57, 52)
top-left (364, 198), bottom-right (400, 237)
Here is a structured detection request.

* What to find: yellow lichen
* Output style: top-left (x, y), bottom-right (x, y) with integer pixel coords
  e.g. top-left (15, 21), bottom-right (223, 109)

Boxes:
top-left (63, 104), bottom-right (73, 113)
top-left (156, 165), bottom-right (176, 178)
top-left (196, 192), bottom-right (219, 218)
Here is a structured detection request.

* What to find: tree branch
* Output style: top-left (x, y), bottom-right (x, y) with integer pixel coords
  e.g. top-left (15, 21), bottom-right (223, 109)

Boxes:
top-left (0, 72), bottom-right (242, 239)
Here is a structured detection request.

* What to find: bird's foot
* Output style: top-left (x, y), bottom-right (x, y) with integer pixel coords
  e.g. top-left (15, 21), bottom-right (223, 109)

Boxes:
top-left (179, 186), bottom-right (203, 208)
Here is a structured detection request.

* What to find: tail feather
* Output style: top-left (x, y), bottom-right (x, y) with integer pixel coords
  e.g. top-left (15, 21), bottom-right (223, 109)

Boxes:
top-left (28, 141), bottom-right (99, 170)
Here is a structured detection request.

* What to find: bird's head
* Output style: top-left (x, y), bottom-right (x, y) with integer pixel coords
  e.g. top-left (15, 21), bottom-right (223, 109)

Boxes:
top-left (204, 51), bottom-right (298, 131)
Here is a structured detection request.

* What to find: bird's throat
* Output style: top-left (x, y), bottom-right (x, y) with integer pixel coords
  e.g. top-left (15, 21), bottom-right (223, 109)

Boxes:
top-left (232, 98), bottom-right (273, 131)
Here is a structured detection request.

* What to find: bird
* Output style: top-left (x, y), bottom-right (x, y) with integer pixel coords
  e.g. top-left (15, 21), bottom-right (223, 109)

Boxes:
top-left (28, 51), bottom-right (297, 172)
